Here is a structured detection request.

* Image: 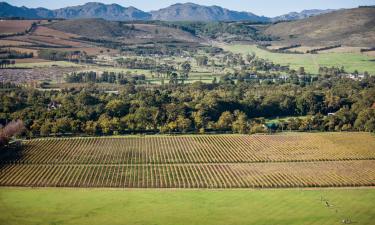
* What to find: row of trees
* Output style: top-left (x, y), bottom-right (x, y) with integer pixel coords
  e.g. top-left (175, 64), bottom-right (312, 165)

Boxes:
top-left (0, 59), bottom-right (15, 69)
top-left (65, 71), bottom-right (146, 85)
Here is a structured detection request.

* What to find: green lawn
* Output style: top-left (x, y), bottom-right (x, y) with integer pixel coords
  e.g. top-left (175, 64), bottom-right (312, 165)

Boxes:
top-left (222, 44), bottom-right (375, 75)
top-left (0, 188), bottom-right (374, 225)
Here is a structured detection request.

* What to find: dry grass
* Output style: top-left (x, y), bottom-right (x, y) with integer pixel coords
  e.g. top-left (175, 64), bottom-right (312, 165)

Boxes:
top-left (0, 39), bottom-right (33, 46)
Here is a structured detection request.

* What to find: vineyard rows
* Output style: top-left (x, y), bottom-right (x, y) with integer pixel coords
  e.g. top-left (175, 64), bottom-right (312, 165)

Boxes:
top-left (1, 161), bottom-right (374, 188)
top-left (0, 133), bottom-right (374, 188)
top-left (1, 133), bottom-right (374, 165)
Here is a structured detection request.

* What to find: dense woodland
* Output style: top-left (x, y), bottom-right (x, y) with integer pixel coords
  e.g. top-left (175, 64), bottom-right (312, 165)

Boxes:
top-left (1, 74), bottom-right (374, 138)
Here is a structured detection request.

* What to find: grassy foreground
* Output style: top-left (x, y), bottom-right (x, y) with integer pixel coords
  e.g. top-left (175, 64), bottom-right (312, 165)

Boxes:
top-left (0, 188), bottom-right (374, 225)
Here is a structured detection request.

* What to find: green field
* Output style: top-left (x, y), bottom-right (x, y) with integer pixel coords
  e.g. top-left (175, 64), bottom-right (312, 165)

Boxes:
top-left (9, 61), bottom-right (82, 68)
top-left (0, 188), bottom-right (374, 225)
top-left (222, 44), bottom-right (375, 75)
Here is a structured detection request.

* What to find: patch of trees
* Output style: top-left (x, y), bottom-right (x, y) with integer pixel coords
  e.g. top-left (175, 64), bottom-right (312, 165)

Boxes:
top-left (319, 66), bottom-right (346, 77)
top-left (1, 74), bottom-right (374, 137)
top-left (307, 45), bottom-right (342, 54)
top-left (0, 49), bottom-right (33, 59)
top-left (38, 49), bottom-right (93, 63)
top-left (0, 59), bottom-right (15, 68)
top-left (65, 71), bottom-right (146, 85)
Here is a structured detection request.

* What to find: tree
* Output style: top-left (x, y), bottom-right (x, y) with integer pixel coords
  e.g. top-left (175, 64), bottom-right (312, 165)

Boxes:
top-left (84, 121), bottom-right (98, 135)
top-left (354, 109), bottom-right (375, 132)
top-left (51, 117), bottom-right (72, 134)
top-left (0, 120), bottom-right (25, 148)
top-left (181, 62), bottom-right (191, 80)
top-left (105, 99), bottom-right (128, 117)
top-left (298, 67), bottom-right (306, 75)
top-left (40, 121), bottom-right (52, 137)
top-left (232, 111), bottom-right (248, 134)
top-left (216, 111), bottom-right (234, 131)
top-left (98, 114), bottom-right (113, 134)
top-left (176, 115), bottom-right (192, 133)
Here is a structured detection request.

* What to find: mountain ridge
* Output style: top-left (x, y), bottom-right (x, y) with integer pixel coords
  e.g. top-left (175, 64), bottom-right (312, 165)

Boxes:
top-left (0, 1), bottom-right (337, 22)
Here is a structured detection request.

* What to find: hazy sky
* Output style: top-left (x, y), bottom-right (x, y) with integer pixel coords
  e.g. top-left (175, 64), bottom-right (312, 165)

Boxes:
top-left (5, 0), bottom-right (375, 16)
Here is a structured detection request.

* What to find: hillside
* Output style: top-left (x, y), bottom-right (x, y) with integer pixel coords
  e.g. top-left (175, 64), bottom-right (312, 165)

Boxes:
top-left (265, 7), bottom-right (375, 46)
top-left (150, 3), bottom-right (268, 22)
top-left (47, 18), bottom-right (202, 43)
top-left (47, 19), bottom-right (138, 38)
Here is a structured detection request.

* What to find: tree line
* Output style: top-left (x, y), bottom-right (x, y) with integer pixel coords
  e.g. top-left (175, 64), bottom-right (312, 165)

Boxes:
top-left (1, 74), bottom-right (374, 137)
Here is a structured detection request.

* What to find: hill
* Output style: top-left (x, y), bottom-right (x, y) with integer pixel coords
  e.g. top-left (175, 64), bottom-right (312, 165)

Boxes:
top-left (150, 3), bottom-right (268, 22)
top-left (47, 18), bottom-right (202, 43)
top-left (265, 7), bottom-right (375, 46)
top-left (271, 9), bottom-right (335, 21)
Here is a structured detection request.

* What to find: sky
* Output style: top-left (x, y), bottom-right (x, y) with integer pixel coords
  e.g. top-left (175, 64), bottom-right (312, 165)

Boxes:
top-left (5, 0), bottom-right (375, 17)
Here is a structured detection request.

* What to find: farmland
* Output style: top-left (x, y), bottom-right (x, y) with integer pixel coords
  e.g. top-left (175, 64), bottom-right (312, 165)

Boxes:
top-left (1, 133), bottom-right (374, 188)
top-left (0, 20), bottom-right (39, 34)
top-left (222, 44), bottom-right (375, 74)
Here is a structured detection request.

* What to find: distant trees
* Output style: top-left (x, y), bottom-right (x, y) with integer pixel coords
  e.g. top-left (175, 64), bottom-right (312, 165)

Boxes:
top-left (65, 71), bottom-right (146, 84)
top-left (38, 50), bottom-right (92, 63)
top-left (180, 61), bottom-right (191, 83)
top-left (195, 56), bottom-right (208, 67)
top-left (0, 59), bottom-right (15, 69)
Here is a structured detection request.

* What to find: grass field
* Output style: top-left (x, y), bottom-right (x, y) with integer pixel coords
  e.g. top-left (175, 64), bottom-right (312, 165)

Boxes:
top-left (0, 188), bottom-right (374, 225)
top-left (222, 44), bottom-right (375, 75)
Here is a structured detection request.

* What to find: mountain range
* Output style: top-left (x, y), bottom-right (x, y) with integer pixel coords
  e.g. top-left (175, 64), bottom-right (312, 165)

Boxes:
top-left (0, 1), bottom-right (334, 22)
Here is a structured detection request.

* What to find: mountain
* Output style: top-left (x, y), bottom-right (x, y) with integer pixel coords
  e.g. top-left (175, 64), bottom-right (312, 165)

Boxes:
top-left (150, 3), bottom-right (268, 22)
top-left (265, 7), bottom-right (375, 46)
top-left (272, 9), bottom-right (336, 21)
top-left (0, 2), bottom-right (54, 18)
top-left (0, 1), bottom-right (268, 22)
top-left (0, 1), bottom-right (150, 21)
top-left (53, 2), bottom-right (151, 21)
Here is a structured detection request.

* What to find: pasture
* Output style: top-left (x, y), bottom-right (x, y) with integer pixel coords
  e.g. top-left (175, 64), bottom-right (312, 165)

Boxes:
top-left (1, 133), bottom-right (374, 188)
top-left (0, 188), bottom-right (374, 225)
top-left (222, 44), bottom-right (375, 74)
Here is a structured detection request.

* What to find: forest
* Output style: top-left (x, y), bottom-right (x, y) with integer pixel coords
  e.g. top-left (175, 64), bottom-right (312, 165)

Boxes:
top-left (1, 74), bottom-right (374, 138)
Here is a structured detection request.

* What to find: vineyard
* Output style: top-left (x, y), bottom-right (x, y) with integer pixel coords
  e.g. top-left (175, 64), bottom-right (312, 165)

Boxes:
top-left (0, 133), bottom-right (374, 188)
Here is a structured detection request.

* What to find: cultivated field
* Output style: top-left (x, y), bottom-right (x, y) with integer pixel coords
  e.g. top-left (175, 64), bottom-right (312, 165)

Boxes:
top-left (1, 133), bottom-right (374, 188)
top-left (0, 20), bottom-right (39, 34)
top-left (222, 44), bottom-right (375, 74)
